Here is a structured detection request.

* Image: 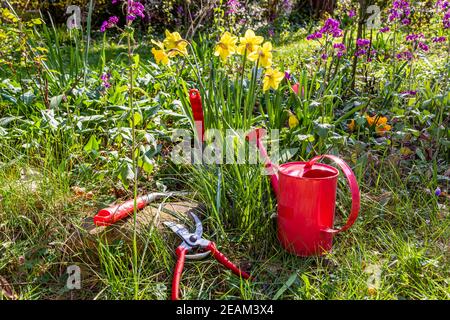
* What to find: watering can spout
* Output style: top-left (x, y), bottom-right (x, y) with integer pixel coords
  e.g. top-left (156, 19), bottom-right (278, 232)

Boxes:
top-left (246, 128), bottom-right (279, 196)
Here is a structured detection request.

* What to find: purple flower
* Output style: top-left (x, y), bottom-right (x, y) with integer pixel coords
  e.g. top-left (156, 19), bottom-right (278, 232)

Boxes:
top-left (333, 43), bottom-right (346, 57)
top-left (355, 48), bottom-right (367, 57)
top-left (389, 0), bottom-right (411, 23)
top-left (268, 28), bottom-right (275, 37)
top-left (127, 0), bottom-right (145, 22)
top-left (348, 9), bottom-right (356, 18)
top-left (306, 31), bottom-right (323, 40)
top-left (319, 18), bottom-right (343, 37)
top-left (176, 5), bottom-right (184, 16)
top-left (307, 18), bottom-right (343, 40)
top-left (396, 51), bottom-right (413, 60)
top-left (226, 0), bottom-right (241, 15)
top-left (401, 90), bottom-right (417, 96)
top-left (444, 10), bottom-right (450, 29)
top-left (282, 0), bottom-right (293, 11)
top-left (432, 36), bottom-right (447, 43)
top-left (406, 33), bottom-right (424, 41)
top-left (321, 53), bottom-right (328, 60)
top-left (284, 71), bottom-right (291, 80)
top-left (418, 42), bottom-right (429, 52)
top-left (100, 16), bottom-right (119, 32)
top-left (112, 0), bottom-right (119, 4)
top-left (101, 73), bottom-right (112, 88)
top-left (401, 18), bottom-right (410, 25)
top-left (435, 187), bottom-right (442, 196)
top-left (356, 38), bottom-right (371, 47)
top-left (437, 1), bottom-right (450, 10)
top-left (380, 26), bottom-right (390, 33)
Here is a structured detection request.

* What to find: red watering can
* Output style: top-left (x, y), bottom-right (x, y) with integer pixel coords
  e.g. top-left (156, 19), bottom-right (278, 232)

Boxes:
top-left (247, 129), bottom-right (360, 256)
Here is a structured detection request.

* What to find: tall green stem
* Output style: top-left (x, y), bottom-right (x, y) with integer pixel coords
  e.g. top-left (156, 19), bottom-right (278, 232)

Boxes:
top-left (127, 29), bottom-right (139, 300)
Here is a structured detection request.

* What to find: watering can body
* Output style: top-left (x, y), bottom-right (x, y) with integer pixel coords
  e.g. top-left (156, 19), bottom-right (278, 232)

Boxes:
top-left (277, 157), bottom-right (360, 256)
top-left (277, 162), bottom-right (339, 256)
top-left (247, 129), bottom-right (360, 257)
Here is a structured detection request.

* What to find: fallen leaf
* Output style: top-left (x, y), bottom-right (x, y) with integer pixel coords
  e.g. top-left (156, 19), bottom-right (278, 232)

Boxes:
top-left (0, 276), bottom-right (17, 300)
top-left (368, 287), bottom-right (377, 296)
top-left (71, 187), bottom-right (94, 200)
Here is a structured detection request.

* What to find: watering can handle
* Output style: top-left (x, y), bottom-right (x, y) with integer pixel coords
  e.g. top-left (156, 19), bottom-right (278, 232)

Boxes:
top-left (306, 155), bottom-right (360, 234)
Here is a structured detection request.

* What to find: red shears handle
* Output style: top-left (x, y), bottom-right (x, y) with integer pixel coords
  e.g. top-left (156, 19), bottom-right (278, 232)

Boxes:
top-left (170, 242), bottom-right (250, 300)
top-left (172, 246), bottom-right (187, 301)
top-left (206, 242), bottom-right (251, 280)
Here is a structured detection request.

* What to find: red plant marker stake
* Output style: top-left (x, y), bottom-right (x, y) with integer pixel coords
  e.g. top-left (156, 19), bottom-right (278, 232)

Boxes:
top-left (189, 89), bottom-right (204, 142)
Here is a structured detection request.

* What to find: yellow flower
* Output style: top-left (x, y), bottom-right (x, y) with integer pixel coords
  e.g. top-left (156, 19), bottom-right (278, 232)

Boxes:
top-left (248, 42), bottom-right (273, 68)
top-left (263, 68), bottom-right (285, 92)
top-left (151, 40), bottom-right (170, 65)
top-left (163, 30), bottom-right (188, 57)
top-left (348, 119), bottom-right (356, 132)
top-left (214, 32), bottom-right (238, 61)
top-left (237, 29), bottom-right (264, 55)
top-left (365, 114), bottom-right (392, 135)
top-left (288, 111), bottom-right (299, 129)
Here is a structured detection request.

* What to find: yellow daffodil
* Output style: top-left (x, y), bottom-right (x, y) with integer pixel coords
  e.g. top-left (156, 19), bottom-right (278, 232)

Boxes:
top-left (263, 68), bottom-right (285, 92)
top-left (237, 29), bottom-right (264, 55)
top-left (214, 32), bottom-right (238, 61)
top-left (163, 30), bottom-right (188, 57)
top-left (151, 40), bottom-right (170, 65)
top-left (248, 42), bottom-right (273, 68)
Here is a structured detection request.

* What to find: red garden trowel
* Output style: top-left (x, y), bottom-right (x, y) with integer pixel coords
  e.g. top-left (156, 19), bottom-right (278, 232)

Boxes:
top-left (93, 192), bottom-right (185, 226)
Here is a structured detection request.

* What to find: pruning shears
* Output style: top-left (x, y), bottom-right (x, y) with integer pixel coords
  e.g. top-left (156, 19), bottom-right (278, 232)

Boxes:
top-left (164, 212), bottom-right (251, 300)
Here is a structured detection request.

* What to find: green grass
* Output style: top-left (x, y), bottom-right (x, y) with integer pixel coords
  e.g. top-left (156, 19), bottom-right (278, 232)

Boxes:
top-left (1, 156), bottom-right (448, 299)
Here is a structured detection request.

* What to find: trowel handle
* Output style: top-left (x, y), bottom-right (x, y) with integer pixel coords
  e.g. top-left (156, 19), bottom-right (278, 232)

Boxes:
top-left (307, 155), bottom-right (360, 234)
top-left (93, 196), bottom-right (149, 226)
top-left (94, 192), bottom-right (175, 226)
